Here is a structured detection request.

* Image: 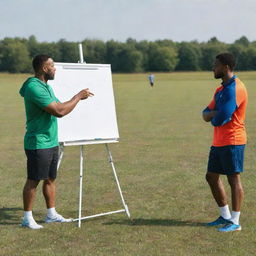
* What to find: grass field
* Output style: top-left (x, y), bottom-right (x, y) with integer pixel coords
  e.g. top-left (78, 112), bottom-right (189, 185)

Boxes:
top-left (1, 71), bottom-right (256, 255)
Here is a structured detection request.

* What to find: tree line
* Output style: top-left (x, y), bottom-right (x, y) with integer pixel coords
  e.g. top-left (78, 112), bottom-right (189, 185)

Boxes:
top-left (0, 35), bottom-right (255, 73)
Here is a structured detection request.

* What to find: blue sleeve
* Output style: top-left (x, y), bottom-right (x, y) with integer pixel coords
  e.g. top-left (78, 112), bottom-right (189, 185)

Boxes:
top-left (202, 107), bottom-right (211, 113)
top-left (211, 87), bottom-right (237, 127)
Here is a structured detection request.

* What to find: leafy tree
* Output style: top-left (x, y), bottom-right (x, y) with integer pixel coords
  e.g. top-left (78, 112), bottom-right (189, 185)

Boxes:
top-left (57, 39), bottom-right (78, 62)
top-left (155, 39), bottom-right (177, 48)
top-left (82, 39), bottom-right (106, 63)
top-left (1, 36), bottom-right (256, 73)
top-left (201, 41), bottom-right (227, 70)
top-left (244, 47), bottom-right (256, 70)
top-left (147, 44), bottom-right (178, 71)
top-left (27, 35), bottom-right (39, 58)
top-left (228, 44), bottom-right (247, 70)
top-left (117, 45), bottom-right (143, 72)
top-left (106, 41), bottom-right (143, 72)
top-left (27, 35), bottom-right (60, 61)
top-left (126, 38), bottom-right (137, 46)
top-left (0, 38), bottom-right (31, 73)
top-left (38, 42), bottom-right (60, 61)
top-left (105, 40), bottom-right (123, 72)
top-left (176, 42), bottom-right (201, 71)
top-left (234, 36), bottom-right (250, 47)
top-left (134, 40), bottom-right (150, 71)
top-left (207, 37), bottom-right (220, 44)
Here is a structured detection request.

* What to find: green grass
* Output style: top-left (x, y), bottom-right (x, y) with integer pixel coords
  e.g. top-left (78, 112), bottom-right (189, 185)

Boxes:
top-left (1, 71), bottom-right (256, 255)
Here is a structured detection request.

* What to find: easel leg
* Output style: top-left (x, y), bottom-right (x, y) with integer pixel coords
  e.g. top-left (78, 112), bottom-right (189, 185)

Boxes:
top-left (78, 145), bottom-right (84, 228)
top-left (105, 144), bottom-right (131, 218)
top-left (57, 144), bottom-right (64, 171)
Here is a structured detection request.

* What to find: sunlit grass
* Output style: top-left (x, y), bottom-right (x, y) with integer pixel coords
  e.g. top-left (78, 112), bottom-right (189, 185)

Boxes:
top-left (1, 71), bottom-right (256, 255)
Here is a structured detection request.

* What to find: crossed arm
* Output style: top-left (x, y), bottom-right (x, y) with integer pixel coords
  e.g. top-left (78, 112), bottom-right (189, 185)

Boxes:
top-left (202, 109), bottom-right (218, 122)
top-left (202, 89), bottom-right (236, 126)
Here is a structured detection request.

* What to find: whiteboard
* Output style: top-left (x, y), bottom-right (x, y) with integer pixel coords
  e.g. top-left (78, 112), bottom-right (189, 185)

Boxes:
top-left (48, 63), bottom-right (119, 145)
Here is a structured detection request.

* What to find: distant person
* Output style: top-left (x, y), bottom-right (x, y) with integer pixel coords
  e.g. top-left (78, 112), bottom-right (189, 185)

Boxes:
top-left (19, 54), bottom-right (94, 229)
top-left (202, 53), bottom-right (247, 232)
top-left (148, 74), bottom-right (155, 87)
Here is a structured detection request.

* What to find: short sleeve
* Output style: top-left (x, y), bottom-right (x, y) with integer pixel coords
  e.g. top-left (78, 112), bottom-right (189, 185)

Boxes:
top-left (26, 84), bottom-right (55, 108)
top-left (55, 96), bottom-right (60, 103)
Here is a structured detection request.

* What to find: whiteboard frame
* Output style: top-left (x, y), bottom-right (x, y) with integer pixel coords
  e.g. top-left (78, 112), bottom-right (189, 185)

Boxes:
top-left (50, 62), bottom-right (119, 146)
top-left (61, 139), bottom-right (118, 147)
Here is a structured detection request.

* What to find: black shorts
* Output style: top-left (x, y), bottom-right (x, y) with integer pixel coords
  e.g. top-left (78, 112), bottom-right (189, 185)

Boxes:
top-left (25, 146), bottom-right (59, 180)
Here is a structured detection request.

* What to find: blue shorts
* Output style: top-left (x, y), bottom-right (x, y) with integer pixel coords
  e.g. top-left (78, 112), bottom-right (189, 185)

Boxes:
top-left (207, 145), bottom-right (245, 175)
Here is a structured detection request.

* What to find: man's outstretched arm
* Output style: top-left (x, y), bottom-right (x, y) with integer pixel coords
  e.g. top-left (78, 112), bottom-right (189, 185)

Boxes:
top-left (44, 88), bottom-right (94, 117)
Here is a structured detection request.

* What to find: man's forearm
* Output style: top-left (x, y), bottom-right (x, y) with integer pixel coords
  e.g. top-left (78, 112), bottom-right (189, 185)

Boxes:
top-left (44, 89), bottom-right (93, 118)
top-left (55, 95), bottom-right (81, 117)
top-left (202, 110), bottom-right (217, 122)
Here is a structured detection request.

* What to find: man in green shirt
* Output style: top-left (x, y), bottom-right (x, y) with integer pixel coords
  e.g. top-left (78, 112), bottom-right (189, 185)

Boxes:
top-left (19, 54), bottom-right (93, 229)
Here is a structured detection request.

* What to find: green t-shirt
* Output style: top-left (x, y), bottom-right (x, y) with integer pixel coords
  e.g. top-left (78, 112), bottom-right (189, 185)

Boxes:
top-left (19, 77), bottom-right (59, 149)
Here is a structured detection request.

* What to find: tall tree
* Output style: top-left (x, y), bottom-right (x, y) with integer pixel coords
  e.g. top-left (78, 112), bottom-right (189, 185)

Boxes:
top-left (228, 44), bottom-right (247, 70)
top-left (176, 42), bottom-right (201, 71)
top-left (0, 38), bottom-right (31, 73)
top-left (234, 36), bottom-right (250, 47)
top-left (134, 40), bottom-right (150, 71)
top-left (147, 43), bottom-right (178, 71)
top-left (244, 47), bottom-right (256, 70)
top-left (201, 38), bottom-right (227, 70)
top-left (82, 39), bottom-right (106, 63)
top-left (105, 40), bottom-right (123, 72)
top-left (118, 44), bottom-right (143, 72)
top-left (57, 39), bottom-right (79, 62)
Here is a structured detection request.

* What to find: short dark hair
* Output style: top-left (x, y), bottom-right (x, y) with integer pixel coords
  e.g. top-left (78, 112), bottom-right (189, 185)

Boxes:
top-left (216, 53), bottom-right (236, 71)
top-left (32, 54), bottom-right (51, 73)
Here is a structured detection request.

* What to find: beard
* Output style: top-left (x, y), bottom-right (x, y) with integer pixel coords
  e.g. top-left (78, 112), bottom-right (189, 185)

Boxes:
top-left (214, 71), bottom-right (224, 79)
top-left (45, 72), bottom-right (55, 81)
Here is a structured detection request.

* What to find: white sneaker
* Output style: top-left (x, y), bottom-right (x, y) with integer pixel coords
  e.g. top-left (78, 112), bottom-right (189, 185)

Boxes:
top-left (21, 217), bottom-right (43, 229)
top-left (45, 213), bottom-right (72, 223)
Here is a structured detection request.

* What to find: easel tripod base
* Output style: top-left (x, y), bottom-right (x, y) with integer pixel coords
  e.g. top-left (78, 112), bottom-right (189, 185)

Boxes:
top-left (58, 142), bottom-right (130, 227)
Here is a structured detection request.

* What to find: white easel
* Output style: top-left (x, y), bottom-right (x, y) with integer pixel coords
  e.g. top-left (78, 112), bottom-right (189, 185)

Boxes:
top-left (57, 44), bottom-right (130, 227)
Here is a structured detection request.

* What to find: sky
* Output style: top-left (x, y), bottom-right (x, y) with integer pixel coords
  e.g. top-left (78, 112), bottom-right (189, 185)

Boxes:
top-left (0, 0), bottom-right (256, 43)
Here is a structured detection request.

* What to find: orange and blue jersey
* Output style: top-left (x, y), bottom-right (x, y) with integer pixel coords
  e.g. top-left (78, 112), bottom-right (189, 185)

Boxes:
top-left (203, 75), bottom-right (247, 147)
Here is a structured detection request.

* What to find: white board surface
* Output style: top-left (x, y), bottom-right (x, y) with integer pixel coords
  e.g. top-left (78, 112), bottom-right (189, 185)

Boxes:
top-left (48, 63), bottom-right (119, 145)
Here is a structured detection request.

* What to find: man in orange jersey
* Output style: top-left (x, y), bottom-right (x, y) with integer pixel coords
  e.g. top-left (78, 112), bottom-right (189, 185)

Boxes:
top-left (202, 53), bottom-right (247, 232)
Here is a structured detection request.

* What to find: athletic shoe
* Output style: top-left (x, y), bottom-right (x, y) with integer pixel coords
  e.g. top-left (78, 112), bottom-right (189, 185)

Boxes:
top-left (21, 217), bottom-right (43, 229)
top-left (206, 216), bottom-right (231, 226)
top-left (45, 213), bottom-right (73, 223)
top-left (218, 223), bottom-right (241, 232)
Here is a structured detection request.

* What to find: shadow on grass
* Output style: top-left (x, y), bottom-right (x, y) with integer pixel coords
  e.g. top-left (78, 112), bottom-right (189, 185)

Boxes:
top-left (0, 207), bottom-right (23, 225)
top-left (103, 218), bottom-right (206, 227)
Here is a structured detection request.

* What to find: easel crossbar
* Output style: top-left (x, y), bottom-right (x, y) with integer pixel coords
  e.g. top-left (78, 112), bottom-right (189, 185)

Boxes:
top-left (72, 209), bottom-right (125, 221)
